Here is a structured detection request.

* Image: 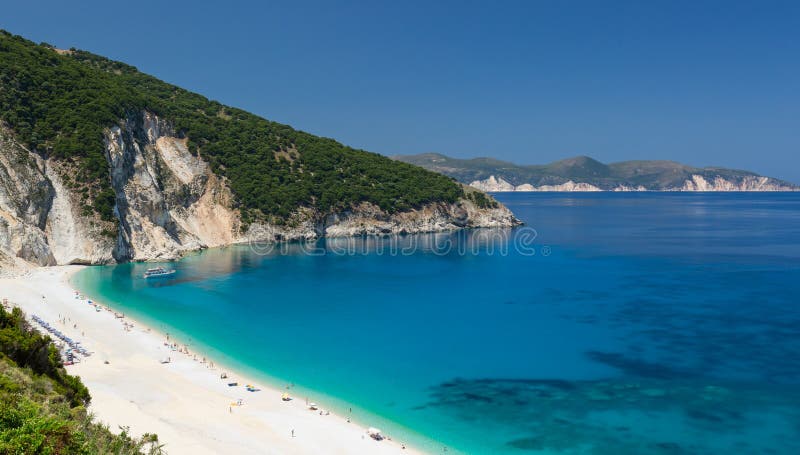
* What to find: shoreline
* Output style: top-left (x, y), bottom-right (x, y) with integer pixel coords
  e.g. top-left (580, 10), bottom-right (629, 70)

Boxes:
top-left (0, 265), bottom-right (425, 454)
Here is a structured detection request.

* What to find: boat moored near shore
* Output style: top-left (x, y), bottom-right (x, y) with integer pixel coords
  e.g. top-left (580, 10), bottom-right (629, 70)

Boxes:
top-left (143, 267), bottom-right (176, 279)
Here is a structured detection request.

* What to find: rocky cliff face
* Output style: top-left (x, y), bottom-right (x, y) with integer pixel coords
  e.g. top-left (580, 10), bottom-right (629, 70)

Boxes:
top-left (676, 175), bottom-right (791, 191)
top-left (0, 112), bottom-right (518, 272)
top-left (470, 176), bottom-right (604, 192)
top-left (104, 112), bottom-right (242, 262)
top-left (0, 126), bottom-right (55, 269)
top-left (470, 175), bottom-right (797, 192)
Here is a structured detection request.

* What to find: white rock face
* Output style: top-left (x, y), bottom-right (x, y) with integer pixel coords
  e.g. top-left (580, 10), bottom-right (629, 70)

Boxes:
top-left (0, 125), bottom-right (118, 272)
top-left (0, 125), bottom-right (56, 271)
top-left (530, 181), bottom-right (602, 192)
top-left (676, 175), bottom-right (794, 191)
top-left (470, 174), bottom-right (797, 192)
top-left (321, 199), bottom-right (518, 238)
top-left (470, 176), bottom-right (602, 192)
top-left (472, 175), bottom-right (517, 192)
top-left (44, 161), bottom-right (115, 265)
top-left (0, 112), bottom-right (519, 269)
top-left (105, 112), bottom-right (241, 261)
top-left (613, 185), bottom-right (649, 192)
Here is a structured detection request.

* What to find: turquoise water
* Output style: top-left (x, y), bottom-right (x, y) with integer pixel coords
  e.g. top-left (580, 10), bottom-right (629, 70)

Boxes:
top-left (73, 193), bottom-right (800, 454)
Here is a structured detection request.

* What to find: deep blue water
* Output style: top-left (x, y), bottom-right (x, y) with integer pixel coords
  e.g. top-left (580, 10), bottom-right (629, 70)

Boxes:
top-left (73, 193), bottom-right (800, 454)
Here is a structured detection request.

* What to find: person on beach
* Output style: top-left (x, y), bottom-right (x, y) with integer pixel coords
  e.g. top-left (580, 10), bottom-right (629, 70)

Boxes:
top-left (291, 429), bottom-right (295, 438)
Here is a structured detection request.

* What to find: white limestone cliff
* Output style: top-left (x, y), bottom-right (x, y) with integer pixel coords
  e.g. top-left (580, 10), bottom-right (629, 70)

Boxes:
top-left (470, 175), bottom-right (797, 192)
top-left (676, 174), bottom-right (793, 192)
top-left (470, 176), bottom-right (603, 192)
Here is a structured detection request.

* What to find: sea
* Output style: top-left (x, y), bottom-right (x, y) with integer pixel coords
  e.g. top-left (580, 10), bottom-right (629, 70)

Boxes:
top-left (72, 192), bottom-right (800, 454)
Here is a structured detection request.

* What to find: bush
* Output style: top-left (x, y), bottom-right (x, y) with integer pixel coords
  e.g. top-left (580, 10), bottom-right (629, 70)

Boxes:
top-left (0, 305), bottom-right (164, 454)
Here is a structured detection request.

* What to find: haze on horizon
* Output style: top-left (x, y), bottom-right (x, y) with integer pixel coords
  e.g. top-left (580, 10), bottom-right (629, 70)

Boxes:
top-left (3, 0), bottom-right (798, 182)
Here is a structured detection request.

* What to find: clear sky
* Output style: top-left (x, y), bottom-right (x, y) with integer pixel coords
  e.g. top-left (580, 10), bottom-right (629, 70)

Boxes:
top-left (3, 1), bottom-right (799, 182)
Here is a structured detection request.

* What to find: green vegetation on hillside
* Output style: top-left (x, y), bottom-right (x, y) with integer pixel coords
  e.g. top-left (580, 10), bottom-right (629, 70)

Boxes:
top-left (0, 305), bottom-right (163, 454)
top-left (0, 30), bottom-right (463, 221)
top-left (464, 189), bottom-right (499, 209)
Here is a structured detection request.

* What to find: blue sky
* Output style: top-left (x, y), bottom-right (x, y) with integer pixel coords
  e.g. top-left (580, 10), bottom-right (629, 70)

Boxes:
top-left (3, 1), bottom-right (799, 182)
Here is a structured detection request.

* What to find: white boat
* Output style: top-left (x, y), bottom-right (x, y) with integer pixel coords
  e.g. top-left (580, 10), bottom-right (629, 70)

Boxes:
top-left (143, 267), bottom-right (176, 279)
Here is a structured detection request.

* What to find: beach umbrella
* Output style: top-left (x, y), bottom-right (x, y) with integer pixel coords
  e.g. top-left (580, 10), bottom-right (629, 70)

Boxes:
top-left (367, 427), bottom-right (382, 435)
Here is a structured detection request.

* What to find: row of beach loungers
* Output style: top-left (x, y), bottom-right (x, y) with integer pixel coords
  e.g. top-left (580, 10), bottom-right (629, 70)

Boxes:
top-left (31, 314), bottom-right (91, 357)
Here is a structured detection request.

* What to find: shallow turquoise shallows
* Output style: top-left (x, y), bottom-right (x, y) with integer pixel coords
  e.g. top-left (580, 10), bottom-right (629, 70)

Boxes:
top-left (73, 193), bottom-right (800, 454)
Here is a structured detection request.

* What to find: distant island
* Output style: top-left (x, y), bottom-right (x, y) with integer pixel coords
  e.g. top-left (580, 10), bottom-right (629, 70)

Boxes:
top-left (395, 153), bottom-right (798, 192)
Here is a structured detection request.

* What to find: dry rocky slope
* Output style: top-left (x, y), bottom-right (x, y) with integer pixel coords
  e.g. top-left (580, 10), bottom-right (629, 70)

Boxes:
top-left (0, 112), bottom-right (518, 272)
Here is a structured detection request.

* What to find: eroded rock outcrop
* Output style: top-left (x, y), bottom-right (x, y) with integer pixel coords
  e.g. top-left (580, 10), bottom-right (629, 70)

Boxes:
top-left (321, 198), bottom-right (518, 237)
top-left (44, 161), bottom-right (115, 265)
top-left (471, 176), bottom-right (604, 192)
top-left (105, 112), bottom-right (242, 261)
top-left (0, 125), bottom-right (56, 269)
top-left (676, 174), bottom-right (792, 191)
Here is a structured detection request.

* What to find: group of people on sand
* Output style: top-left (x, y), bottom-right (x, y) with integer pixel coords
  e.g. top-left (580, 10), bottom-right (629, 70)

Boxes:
top-left (53, 291), bottom-right (413, 452)
top-left (161, 338), bottom-right (216, 369)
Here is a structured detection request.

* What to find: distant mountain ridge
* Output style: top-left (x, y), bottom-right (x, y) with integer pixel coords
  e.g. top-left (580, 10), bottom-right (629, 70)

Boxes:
top-left (394, 153), bottom-right (798, 192)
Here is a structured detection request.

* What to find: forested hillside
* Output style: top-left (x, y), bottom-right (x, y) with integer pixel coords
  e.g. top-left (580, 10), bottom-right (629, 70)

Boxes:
top-left (0, 30), bottom-right (463, 221)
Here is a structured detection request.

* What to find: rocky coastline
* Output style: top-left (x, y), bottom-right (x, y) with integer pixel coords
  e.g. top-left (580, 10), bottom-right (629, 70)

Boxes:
top-left (0, 112), bottom-right (519, 272)
top-left (470, 174), bottom-right (798, 192)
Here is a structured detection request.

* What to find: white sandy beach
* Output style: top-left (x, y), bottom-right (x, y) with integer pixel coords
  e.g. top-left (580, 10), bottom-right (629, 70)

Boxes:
top-left (0, 266), bottom-right (424, 455)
